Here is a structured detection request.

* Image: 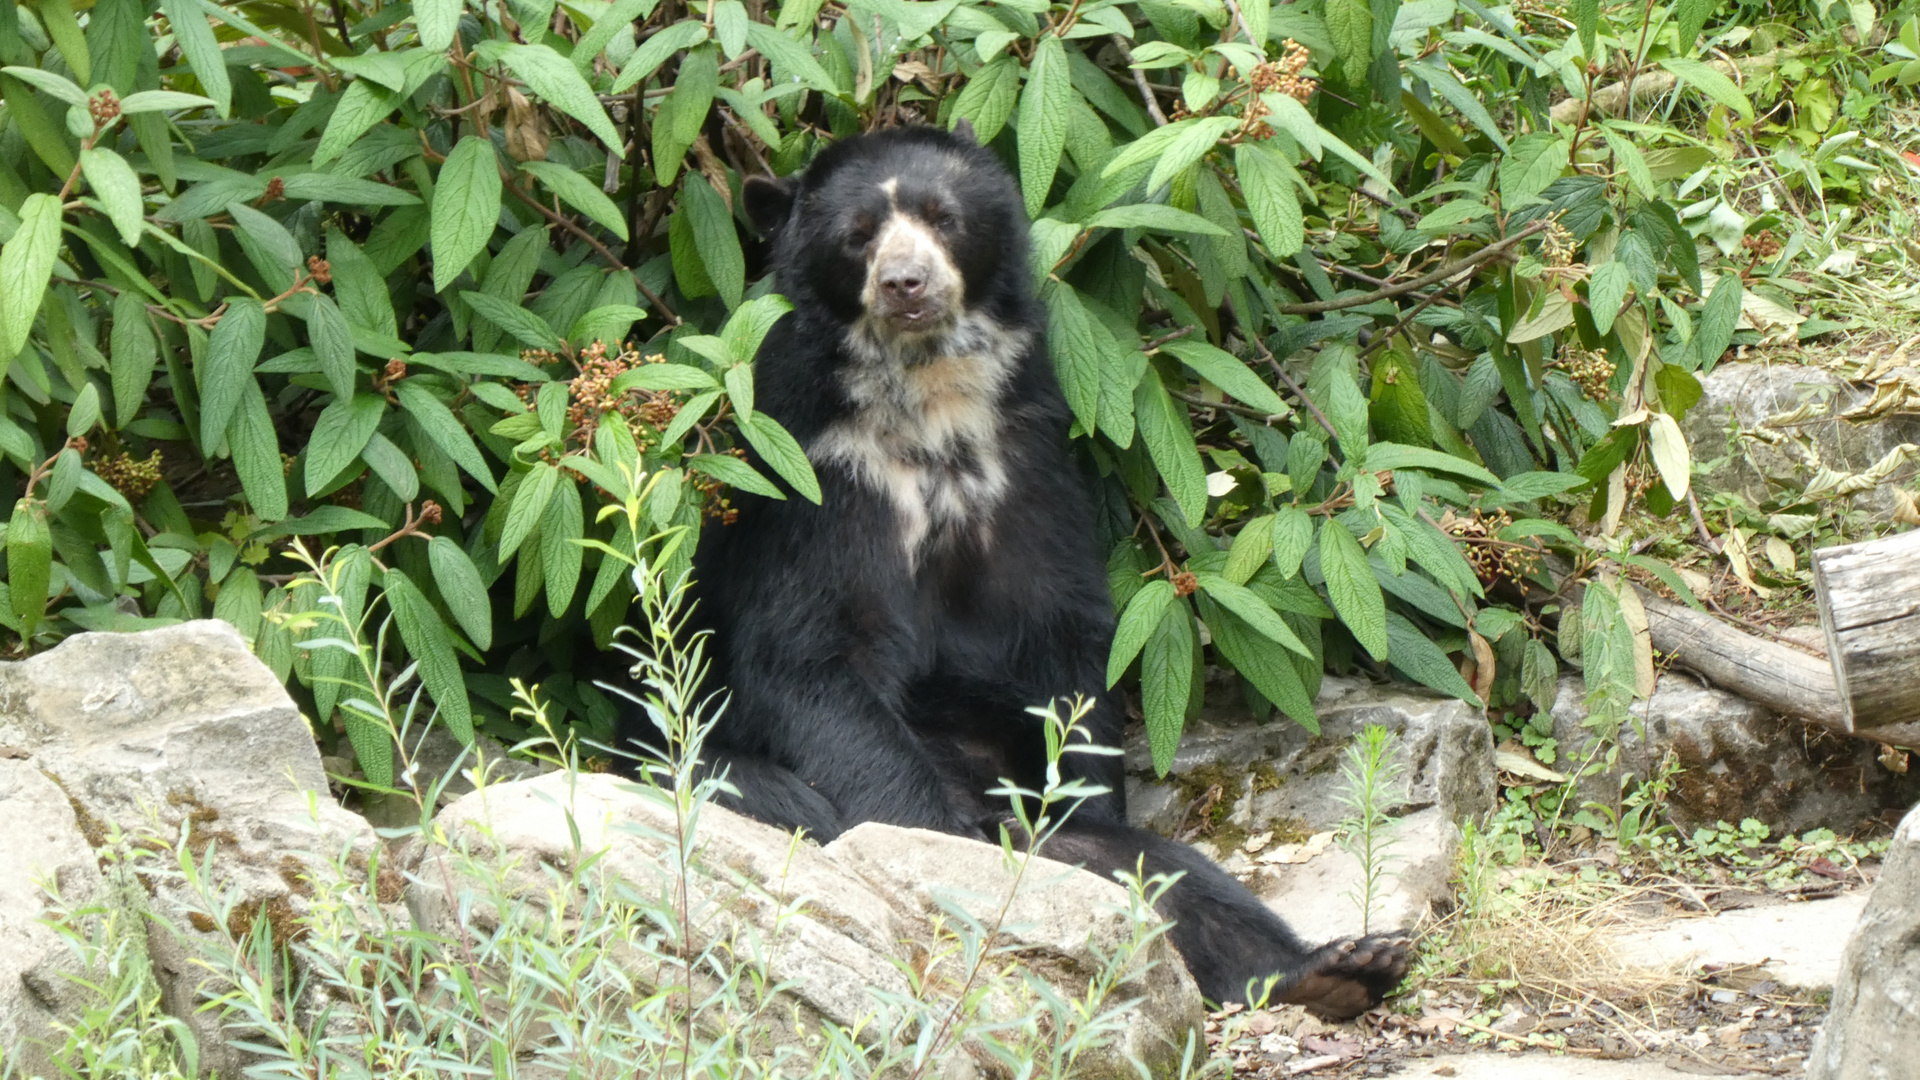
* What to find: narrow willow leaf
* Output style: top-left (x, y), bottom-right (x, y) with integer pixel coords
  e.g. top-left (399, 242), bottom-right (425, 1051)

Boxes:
top-left (117, 90), bottom-right (217, 113)
top-left (1043, 283), bottom-right (1100, 435)
top-left (650, 43), bottom-right (718, 185)
top-left (1319, 521), bottom-right (1389, 661)
top-left (1161, 338), bottom-right (1289, 416)
top-left (109, 292), bottom-right (155, 424)
top-left (1196, 572), bottom-right (1313, 657)
top-left (198, 298), bottom-right (265, 450)
top-left (326, 229), bottom-right (397, 338)
top-left (384, 568), bottom-right (473, 742)
top-left (1140, 597), bottom-right (1195, 775)
top-left (312, 79), bottom-right (399, 166)
top-left (1385, 611), bottom-right (1482, 704)
top-left (461, 291), bottom-right (564, 351)
top-left (431, 137), bottom-right (503, 292)
top-left (1199, 592), bottom-right (1318, 728)
top-left (0, 194), bottom-right (62, 361)
top-left (428, 535), bottom-right (492, 648)
top-left (78, 147), bottom-right (143, 245)
top-left (611, 19), bottom-right (708, 92)
top-left (518, 160), bottom-right (630, 240)
top-left (360, 431), bottom-right (419, 501)
top-left (573, 0), bottom-right (658, 71)
top-left (1017, 35), bottom-right (1071, 217)
top-left (1108, 578), bottom-right (1174, 687)
top-left (742, 20), bottom-right (838, 92)
top-left (1224, 513), bottom-right (1275, 585)
top-left (304, 394), bottom-right (386, 496)
top-left (0, 65), bottom-right (85, 106)
top-left (66, 382), bottom-right (99, 436)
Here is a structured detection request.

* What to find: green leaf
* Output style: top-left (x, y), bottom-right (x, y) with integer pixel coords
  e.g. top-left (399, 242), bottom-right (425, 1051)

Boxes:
top-left (360, 431), bottom-right (418, 501)
top-left (611, 20), bottom-right (708, 92)
top-left (518, 160), bottom-right (630, 241)
top-left (306, 294), bottom-right (357, 402)
top-left (326, 229), bottom-right (397, 338)
top-left (1017, 35), bottom-right (1072, 218)
top-left (1325, 0), bottom-right (1373, 82)
top-left (1087, 203), bottom-right (1227, 236)
top-left (78, 147), bottom-right (143, 246)
top-left (1224, 513), bottom-right (1275, 586)
top-left (683, 176), bottom-right (744, 308)
top-left (502, 42), bottom-right (624, 151)
top-left (384, 568), bottom-right (473, 743)
top-left (1587, 261), bottom-right (1631, 337)
top-left (1690, 273), bottom-right (1742, 372)
top-left (1500, 132), bottom-right (1570, 208)
top-left (0, 66), bottom-right (85, 106)
top-left (229, 378), bottom-right (286, 520)
top-left (737, 413), bottom-right (821, 503)
top-left (415, 0), bottom-right (462, 52)
top-left (950, 55), bottom-right (1019, 143)
top-left (500, 461), bottom-right (559, 558)
top-left (1657, 58), bottom-right (1754, 120)
top-left (431, 136), bottom-right (503, 293)
top-left (66, 382), bottom-right (99, 436)
top-left (1385, 612), bottom-right (1482, 705)
top-left (198, 298), bottom-right (265, 450)
top-left (397, 382), bottom-right (496, 493)
top-left (573, 0), bottom-right (659, 71)
top-left (160, 0), bottom-right (230, 116)
top-left (1140, 596), bottom-right (1194, 775)
top-left (304, 394), bottom-right (386, 496)
top-left (743, 20), bottom-right (839, 93)
top-left (724, 363), bottom-right (755, 423)
top-left (1196, 572), bottom-right (1313, 657)
top-left (611, 363), bottom-right (719, 392)
top-left (1272, 504), bottom-right (1312, 578)
top-left (429, 535), bottom-right (492, 649)
top-left (539, 476), bottom-right (584, 616)
top-left (1108, 578), bottom-right (1174, 687)
top-left (1161, 338), bottom-right (1289, 416)
top-left (1043, 283), bottom-right (1100, 435)
top-left (461, 291), bottom-right (565, 351)
top-left (1198, 592), bottom-right (1318, 729)
top-left (109, 292), bottom-right (155, 425)
top-left (1573, 0), bottom-right (1598, 57)
top-left (0, 194), bottom-right (62, 362)
top-left (8, 498), bottom-right (50, 630)
top-left (312, 79), bottom-right (399, 166)
top-left (1319, 520), bottom-right (1388, 661)
top-left (688, 452), bottom-right (784, 499)
top-left (720, 293), bottom-right (793, 362)
top-left (281, 173), bottom-right (421, 206)
top-left (1648, 411), bottom-right (1690, 500)
top-left (1363, 442), bottom-right (1502, 487)
top-left (225, 201), bottom-right (302, 291)
top-left (1135, 367), bottom-right (1208, 528)
top-left (117, 90), bottom-right (216, 113)
top-left (1236, 141), bottom-right (1305, 259)
top-left (649, 43), bottom-right (718, 185)
top-left (1672, 0), bottom-right (1714, 53)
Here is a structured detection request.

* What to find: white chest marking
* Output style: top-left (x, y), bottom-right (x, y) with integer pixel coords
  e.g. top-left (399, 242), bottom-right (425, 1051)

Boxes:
top-left (811, 312), bottom-right (1027, 566)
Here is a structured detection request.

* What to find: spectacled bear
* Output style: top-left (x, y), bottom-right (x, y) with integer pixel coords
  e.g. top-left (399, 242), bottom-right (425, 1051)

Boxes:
top-left (635, 123), bottom-right (1409, 1017)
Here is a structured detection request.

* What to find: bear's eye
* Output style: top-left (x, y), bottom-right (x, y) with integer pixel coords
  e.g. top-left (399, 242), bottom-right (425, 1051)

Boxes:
top-left (844, 218), bottom-right (876, 250)
top-left (929, 209), bottom-right (958, 232)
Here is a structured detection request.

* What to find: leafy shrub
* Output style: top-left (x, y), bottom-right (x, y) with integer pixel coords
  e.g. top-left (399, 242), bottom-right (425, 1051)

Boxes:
top-left (0, 0), bottom-right (1796, 777)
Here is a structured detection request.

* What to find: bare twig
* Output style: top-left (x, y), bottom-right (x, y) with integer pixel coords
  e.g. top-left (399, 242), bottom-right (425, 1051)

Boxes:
top-left (1110, 35), bottom-right (1170, 127)
top-left (1278, 222), bottom-right (1549, 315)
top-left (502, 168), bottom-right (683, 325)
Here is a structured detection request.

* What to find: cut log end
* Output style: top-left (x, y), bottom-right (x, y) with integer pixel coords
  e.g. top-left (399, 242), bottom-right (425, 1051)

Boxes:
top-left (1813, 529), bottom-right (1920, 732)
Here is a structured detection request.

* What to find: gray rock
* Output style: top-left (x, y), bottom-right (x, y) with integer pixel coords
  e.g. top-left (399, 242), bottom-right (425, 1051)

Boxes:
top-left (1807, 802), bottom-right (1920, 1080)
top-left (0, 621), bottom-right (380, 1077)
top-left (418, 772), bottom-right (1203, 1078)
top-left (1125, 674), bottom-right (1496, 941)
top-left (1551, 672), bottom-right (1920, 835)
top-left (1679, 360), bottom-right (1920, 512)
top-left (0, 759), bottom-right (106, 1078)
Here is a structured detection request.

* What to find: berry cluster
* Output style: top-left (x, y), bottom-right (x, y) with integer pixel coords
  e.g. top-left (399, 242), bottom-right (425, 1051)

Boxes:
top-left (306, 256), bottom-right (332, 285)
top-left (1248, 40), bottom-right (1315, 103)
top-left (690, 447), bottom-right (751, 525)
top-left (88, 88), bottom-right (120, 128)
top-left (1555, 346), bottom-right (1615, 401)
top-left (93, 449), bottom-right (162, 500)
top-left (1443, 508), bottom-right (1544, 588)
top-left (1537, 217), bottom-right (1576, 267)
top-left (1742, 229), bottom-right (1782, 260)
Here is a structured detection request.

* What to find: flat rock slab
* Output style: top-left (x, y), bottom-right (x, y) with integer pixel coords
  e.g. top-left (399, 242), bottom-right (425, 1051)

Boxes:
top-left (1610, 894), bottom-right (1866, 989)
top-left (1413, 1054), bottom-right (1766, 1078)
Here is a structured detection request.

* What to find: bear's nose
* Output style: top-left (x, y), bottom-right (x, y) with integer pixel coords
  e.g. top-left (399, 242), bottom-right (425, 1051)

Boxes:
top-left (880, 268), bottom-right (926, 301)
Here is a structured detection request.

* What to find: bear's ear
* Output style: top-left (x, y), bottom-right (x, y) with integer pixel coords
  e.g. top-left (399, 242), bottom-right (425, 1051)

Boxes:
top-left (951, 118), bottom-right (978, 145)
top-left (744, 176), bottom-right (795, 237)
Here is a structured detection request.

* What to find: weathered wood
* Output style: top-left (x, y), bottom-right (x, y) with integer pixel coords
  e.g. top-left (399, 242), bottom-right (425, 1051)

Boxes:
top-left (1561, 575), bottom-right (1920, 750)
top-left (1813, 529), bottom-right (1920, 732)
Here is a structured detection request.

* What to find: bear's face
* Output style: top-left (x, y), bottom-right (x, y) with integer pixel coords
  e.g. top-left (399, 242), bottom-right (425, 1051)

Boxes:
top-left (745, 126), bottom-right (1027, 351)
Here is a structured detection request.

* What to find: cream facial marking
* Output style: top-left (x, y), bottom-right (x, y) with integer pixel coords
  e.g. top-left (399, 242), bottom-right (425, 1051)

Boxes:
top-left (857, 209), bottom-right (963, 341)
top-left (813, 311), bottom-right (1027, 567)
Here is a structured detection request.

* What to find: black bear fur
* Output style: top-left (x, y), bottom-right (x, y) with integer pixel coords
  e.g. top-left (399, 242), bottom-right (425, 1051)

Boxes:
top-left (619, 124), bottom-right (1409, 1016)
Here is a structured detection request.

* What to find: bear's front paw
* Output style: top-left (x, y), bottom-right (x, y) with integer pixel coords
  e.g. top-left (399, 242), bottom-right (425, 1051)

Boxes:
top-left (1276, 933), bottom-right (1412, 1020)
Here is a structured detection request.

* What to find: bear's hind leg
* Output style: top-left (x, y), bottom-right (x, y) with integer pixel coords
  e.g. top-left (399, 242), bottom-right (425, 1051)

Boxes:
top-left (1044, 823), bottom-right (1410, 1018)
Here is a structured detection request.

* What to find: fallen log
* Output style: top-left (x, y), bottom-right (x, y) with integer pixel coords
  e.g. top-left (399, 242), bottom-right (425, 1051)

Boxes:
top-left (1562, 578), bottom-right (1920, 750)
top-left (1813, 529), bottom-right (1920, 734)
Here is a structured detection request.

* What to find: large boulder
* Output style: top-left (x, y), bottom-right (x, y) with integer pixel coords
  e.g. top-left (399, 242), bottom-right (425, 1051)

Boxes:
top-left (414, 772), bottom-right (1204, 1078)
top-left (1125, 674), bottom-right (1496, 942)
top-left (1551, 673), bottom-right (1920, 835)
top-left (0, 621), bottom-right (379, 1077)
top-left (1679, 359), bottom-right (1920, 513)
top-left (1807, 802), bottom-right (1920, 1080)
